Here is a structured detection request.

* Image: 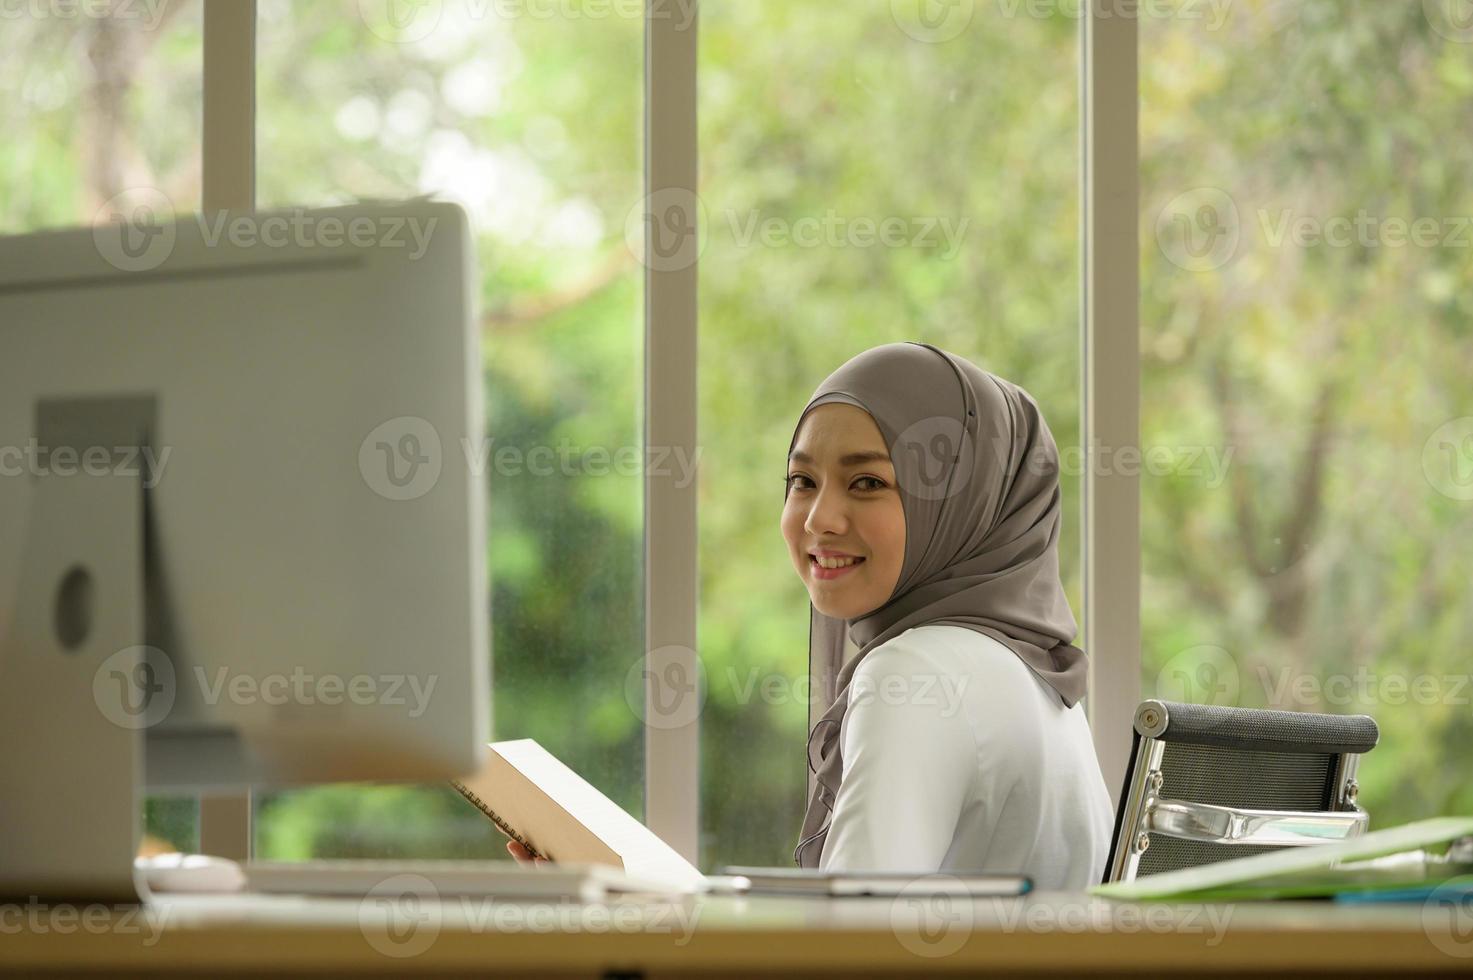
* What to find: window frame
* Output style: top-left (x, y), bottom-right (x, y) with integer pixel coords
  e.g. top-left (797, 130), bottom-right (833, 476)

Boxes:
top-left (196, 0), bottom-right (1141, 863)
top-left (198, 0), bottom-right (257, 862)
top-left (1081, 0), bottom-right (1140, 810)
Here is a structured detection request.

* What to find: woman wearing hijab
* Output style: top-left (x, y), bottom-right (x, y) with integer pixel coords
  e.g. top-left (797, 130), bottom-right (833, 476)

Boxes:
top-left (783, 342), bottom-right (1113, 886)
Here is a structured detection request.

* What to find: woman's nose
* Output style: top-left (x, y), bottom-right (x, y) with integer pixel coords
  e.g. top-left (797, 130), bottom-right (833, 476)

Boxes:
top-left (803, 483), bottom-right (848, 536)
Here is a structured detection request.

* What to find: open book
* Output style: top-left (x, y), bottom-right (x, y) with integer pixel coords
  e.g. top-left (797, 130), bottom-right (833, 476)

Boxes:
top-left (451, 739), bottom-right (707, 894)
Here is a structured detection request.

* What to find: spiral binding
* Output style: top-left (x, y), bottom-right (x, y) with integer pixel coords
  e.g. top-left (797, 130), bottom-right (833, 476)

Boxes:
top-left (450, 779), bottom-right (547, 860)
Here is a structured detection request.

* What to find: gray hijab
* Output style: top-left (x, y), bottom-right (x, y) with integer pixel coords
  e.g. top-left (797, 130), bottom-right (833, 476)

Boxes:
top-left (788, 342), bottom-right (1087, 868)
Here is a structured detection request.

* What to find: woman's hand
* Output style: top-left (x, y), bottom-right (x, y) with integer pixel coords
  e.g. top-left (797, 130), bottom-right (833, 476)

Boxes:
top-left (506, 840), bottom-right (551, 865)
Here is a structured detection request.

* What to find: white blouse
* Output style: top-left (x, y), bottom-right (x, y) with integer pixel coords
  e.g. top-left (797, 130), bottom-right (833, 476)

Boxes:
top-left (817, 623), bottom-right (1114, 889)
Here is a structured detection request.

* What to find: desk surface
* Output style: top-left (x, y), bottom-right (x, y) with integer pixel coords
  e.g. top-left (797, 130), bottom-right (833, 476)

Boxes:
top-left (2, 889), bottom-right (1469, 977)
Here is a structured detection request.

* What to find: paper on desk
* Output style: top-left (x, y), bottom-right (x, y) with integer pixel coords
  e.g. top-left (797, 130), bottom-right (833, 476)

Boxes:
top-left (1091, 816), bottom-right (1473, 901)
top-left (452, 738), bottom-right (706, 895)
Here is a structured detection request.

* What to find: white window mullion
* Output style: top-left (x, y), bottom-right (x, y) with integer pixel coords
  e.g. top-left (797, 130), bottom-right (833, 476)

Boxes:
top-left (197, 0), bottom-right (256, 862)
top-left (642, 2), bottom-right (700, 863)
top-left (1082, 0), bottom-right (1141, 809)
top-left (202, 0), bottom-right (255, 213)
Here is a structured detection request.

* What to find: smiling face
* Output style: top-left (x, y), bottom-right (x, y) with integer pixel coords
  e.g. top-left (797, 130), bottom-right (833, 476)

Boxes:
top-left (781, 403), bottom-right (907, 621)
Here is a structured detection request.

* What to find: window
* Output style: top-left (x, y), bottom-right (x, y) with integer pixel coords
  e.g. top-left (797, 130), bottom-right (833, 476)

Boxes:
top-left (252, 0), bottom-right (645, 858)
top-left (6, 0), bottom-right (1463, 869)
top-left (1141, 0), bottom-right (1473, 823)
top-left (0, 0), bottom-right (204, 852)
top-left (0, 2), bottom-right (201, 230)
top-left (696, 0), bottom-right (1081, 867)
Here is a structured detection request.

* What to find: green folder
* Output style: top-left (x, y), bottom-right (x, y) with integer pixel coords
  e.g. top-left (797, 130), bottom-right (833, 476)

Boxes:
top-left (1091, 816), bottom-right (1473, 901)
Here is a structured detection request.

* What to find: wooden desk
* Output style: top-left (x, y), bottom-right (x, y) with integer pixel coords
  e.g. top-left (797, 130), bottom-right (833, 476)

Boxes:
top-left (1, 889), bottom-right (1469, 977)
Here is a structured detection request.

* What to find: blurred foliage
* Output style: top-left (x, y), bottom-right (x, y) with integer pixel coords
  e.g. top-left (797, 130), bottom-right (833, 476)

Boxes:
top-left (4, 0), bottom-right (1466, 868)
top-left (0, 0), bottom-right (201, 224)
top-left (1140, 0), bottom-right (1473, 826)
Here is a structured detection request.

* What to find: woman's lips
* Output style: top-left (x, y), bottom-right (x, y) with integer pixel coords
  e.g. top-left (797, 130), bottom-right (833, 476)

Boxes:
top-left (810, 554), bottom-right (866, 581)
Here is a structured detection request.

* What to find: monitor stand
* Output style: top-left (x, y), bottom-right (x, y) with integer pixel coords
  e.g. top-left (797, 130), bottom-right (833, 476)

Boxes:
top-left (0, 397), bottom-right (160, 903)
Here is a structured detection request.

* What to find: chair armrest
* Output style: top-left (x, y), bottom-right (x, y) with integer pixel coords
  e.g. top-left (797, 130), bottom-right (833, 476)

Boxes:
top-left (1145, 797), bottom-right (1369, 847)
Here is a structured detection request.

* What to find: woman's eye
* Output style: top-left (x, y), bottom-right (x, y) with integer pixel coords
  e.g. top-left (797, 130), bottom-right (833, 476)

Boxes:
top-left (786, 474), bottom-right (813, 490)
top-left (853, 476), bottom-right (886, 491)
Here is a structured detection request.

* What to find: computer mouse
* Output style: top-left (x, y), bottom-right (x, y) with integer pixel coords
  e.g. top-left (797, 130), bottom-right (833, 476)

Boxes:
top-left (135, 853), bottom-right (248, 893)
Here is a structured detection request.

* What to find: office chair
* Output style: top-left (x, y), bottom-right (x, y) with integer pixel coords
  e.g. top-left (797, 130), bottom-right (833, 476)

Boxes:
top-left (1103, 699), bottom-right (1379, 884)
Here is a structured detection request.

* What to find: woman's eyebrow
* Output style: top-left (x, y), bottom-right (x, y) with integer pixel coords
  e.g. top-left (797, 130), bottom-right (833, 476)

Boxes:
top-left (787, 449), bottom-right (892, 466)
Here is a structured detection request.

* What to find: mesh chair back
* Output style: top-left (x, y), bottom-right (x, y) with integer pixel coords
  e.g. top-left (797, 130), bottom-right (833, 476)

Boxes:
top-left (1104, 700), bottom-right (1378, 883)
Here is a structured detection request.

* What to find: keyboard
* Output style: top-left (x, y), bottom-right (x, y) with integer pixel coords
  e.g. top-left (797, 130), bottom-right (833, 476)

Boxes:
top-left (242, 859), bottom-right (687, 901)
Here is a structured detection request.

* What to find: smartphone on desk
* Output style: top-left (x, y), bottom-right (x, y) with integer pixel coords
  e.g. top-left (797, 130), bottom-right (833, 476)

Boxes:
top-left (714, 867), bottom-right (1031, 898)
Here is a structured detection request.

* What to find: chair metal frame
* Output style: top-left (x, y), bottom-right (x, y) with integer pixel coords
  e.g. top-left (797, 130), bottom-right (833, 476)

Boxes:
top-left (1103, 699), bottom-right (1377, 884)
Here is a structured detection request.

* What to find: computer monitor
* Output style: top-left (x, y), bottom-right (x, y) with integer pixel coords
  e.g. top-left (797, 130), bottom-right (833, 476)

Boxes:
top-left (0, 200), bottom-right (489, 900)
